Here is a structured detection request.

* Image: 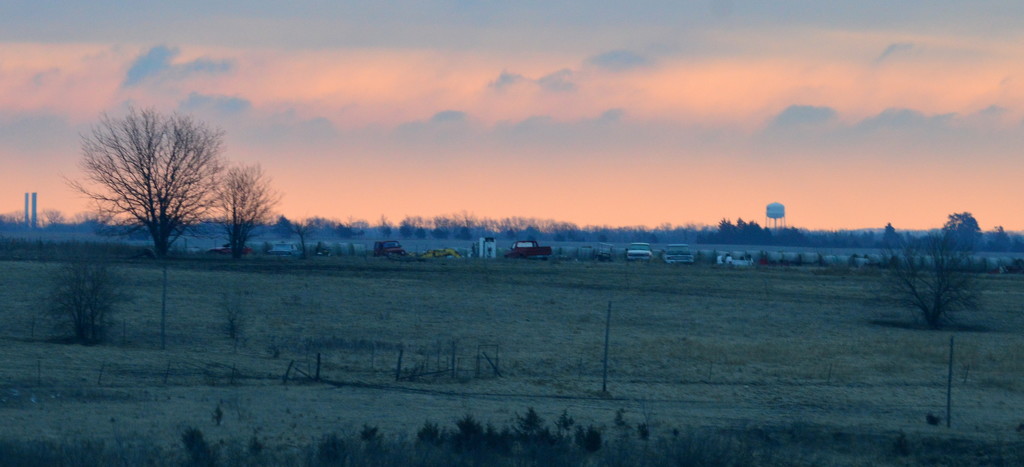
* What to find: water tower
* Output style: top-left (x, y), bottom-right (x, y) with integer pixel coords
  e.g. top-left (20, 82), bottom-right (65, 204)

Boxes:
top-left (766, 202), bottom-right (786, 230)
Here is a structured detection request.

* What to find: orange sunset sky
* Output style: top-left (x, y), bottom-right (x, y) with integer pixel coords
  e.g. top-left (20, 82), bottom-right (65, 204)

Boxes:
top-left (2, 2), bottom-right (1023, 231)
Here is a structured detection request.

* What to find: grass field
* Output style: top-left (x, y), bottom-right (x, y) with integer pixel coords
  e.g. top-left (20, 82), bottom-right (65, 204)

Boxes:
top-left (2, 254), bottom-right (1023, 464)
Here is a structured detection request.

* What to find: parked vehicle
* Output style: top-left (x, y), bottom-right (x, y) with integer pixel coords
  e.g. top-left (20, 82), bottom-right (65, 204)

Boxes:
top-left (504, 240), bottom-right (552, 260)
top-left (718, 254), bottom-right (754, 267)
top-left (314, 241), bottom-right (332, 256)
top-left (373, 240), bottom-right (407, 257)
top-left (420, 248), bottom-right (462, 259)
top-left (596, 243), bottom-right (615, 261)
top-left (207, 244), bottom-right (252, 256)
top-left (662, 244), bottom-right (694, 264)
top-left (266, 242), bottom-right (299, 256)
top-left (625, 242), bottom-right (653, 261)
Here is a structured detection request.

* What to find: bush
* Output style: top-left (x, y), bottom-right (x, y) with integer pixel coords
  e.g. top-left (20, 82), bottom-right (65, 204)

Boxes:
top-left (181, 427), bottom-right (217, 467)
top-left (452, 415), bottom-right (484, 452)
top-left (315, 433), bottom-right (348, 466)
top-left (417, 421), bottom-right (444, 446)
top-left (220, 290), bottom-right (248, 345)
top-left (48, 260), bottom-right (127, 344)
top-left (575, 425), bottom-right (603, 453)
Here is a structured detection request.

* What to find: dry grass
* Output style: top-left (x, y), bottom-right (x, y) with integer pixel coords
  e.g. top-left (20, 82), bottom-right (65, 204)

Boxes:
top-left (1, 255), bottom-right (1023, 461)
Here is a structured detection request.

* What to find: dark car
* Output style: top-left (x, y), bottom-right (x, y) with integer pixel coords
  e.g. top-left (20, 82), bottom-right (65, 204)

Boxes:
top-left (208, 244), bottom-right (253, 255)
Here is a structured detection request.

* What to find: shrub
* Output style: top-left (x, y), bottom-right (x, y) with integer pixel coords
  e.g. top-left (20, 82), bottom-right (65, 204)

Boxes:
top-left (417, 421), bottom-right (444, 446)
top-left (515, 407), bottom-right (545, 439)
top-left (181, 427), bottom-right (217, 467)
top-left (556, 410), bottom-right (575, 435)
top-left (452, 415), bottom-right (483, 452)
top-left (48, 260), bottom-right (127, 344)
top-left (316, 433), bottom-right (347, 465)
top-left (221, 290), bottom-right (248, 344)
top-left (575, 425), bottom-right (603, 453)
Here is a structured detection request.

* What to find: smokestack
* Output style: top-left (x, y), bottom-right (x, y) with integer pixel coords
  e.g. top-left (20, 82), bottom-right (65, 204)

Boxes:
top-left (24, 193), bottom-right (29, 226)
top-left (31, 193), bottom-right (37, 229)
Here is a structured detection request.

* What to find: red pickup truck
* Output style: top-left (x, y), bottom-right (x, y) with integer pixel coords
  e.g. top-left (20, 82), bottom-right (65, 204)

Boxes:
top-left (504, 240), bottom-right (552, 260)
top-left (373, 240), bottom-right (408, 257)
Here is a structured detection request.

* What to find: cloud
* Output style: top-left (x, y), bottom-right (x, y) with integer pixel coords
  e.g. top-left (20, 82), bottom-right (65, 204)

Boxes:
top-left (596, 108), bottom-right (625, 123)
top-left (0, 112), bottom-right (77, 153)
top-left (770, 105), bottom-right (837, 127)
top-left (587, 50), bottom-right (652, 71)
top-left (537, 69), bottom-right (575, 92)
top-left (236, 111), bottom-right (341, 148)
top-left (390, 109), bottom-right (474, 147)
top-left (977, 105), bottom-right (1007, 118)
top-left (179, 92), bottom-right (251, 114)
top-left (123, 45), bottom-right (177, 86)
top-left (430, 110), bottom-right (467, 123)
top-left (856, 107), bottom-right (954, 131)
top-left (489, 71), bottom-right (527, 90)
top-left (486, 109), bottom-right (650, 155)
top-left (487, 68), bottom-right (576, 92)
top-left (875, 42), bottom-right (915, 63)
top-left (122, 45), bottom-right (233, 87)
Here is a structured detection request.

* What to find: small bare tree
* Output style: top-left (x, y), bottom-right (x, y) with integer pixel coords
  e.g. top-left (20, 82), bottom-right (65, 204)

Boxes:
top-left (290, 218), bottom-right (315, 259)
top-left (221, 289), bottom-right (248, 350)
top-left (213, 164), bottom-right (280, 258)
top-left (885, 230), bottom-right (980, 329)
top-left (41, 209), bottom-right (66, 227)
top-left (49, 261), bottom-right (127, 344)
top-left (70, 107), bottom-right (225, 258)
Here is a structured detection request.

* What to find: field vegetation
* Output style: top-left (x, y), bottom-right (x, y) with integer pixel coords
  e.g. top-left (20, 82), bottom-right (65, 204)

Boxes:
top-left (1, 244), bottom-right (1023, 464)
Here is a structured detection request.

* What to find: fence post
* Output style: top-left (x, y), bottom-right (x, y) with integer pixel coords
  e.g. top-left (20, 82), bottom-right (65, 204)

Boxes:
top-left (450, 340), bottom-right (457, 379)
top-left (946, 335), bottom-right (954, 428)
top-left (602, 301), bottom-right (612, 393)
top-left (315, 353), bottom-right (321, 381)
top-left (395, 347), bottom-right (404, 381)
top-left (283, 360), bottom-right (295, 385)
top-left (161, 265), bottom-right (168, 350)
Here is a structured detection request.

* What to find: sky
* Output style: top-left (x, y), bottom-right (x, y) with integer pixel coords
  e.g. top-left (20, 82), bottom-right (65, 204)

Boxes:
top-left (2, 1), bottom-right (1023, 231)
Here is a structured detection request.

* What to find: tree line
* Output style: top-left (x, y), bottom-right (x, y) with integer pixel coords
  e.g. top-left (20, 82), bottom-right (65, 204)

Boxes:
top-left (4, 108), bottom-right (1018, 257)
top-left (9, 209), bottom-right (1022, 254)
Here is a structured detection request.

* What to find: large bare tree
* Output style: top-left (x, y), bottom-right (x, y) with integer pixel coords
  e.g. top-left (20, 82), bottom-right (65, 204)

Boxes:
top-left (885, 229), bottom-right (980, 329)
top-left (213, 163), bottom-right (280, 258)
top-left (71, 107), bottom-right (225, 257)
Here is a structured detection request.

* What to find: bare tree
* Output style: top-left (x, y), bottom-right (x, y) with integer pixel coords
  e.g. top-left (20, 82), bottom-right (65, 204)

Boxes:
top-left (41, 209), bottom-right (66, 227)
top-left (221, 289), bottom-right (249, 350)
top-left (885, 230), bottom-right (980, 329)
top-left (70, 107), bottom-right (225, 258)
top-left (213, 164), bottom-right (279, 258)
top-left (290, 218), bottom-right (315, 259)
top-left (49, 261), bottom-right (128, 344)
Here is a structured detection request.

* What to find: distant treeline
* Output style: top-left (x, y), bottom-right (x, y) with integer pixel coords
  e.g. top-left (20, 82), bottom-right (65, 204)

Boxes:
top-left (3, 211), bottom-right (1021, 252)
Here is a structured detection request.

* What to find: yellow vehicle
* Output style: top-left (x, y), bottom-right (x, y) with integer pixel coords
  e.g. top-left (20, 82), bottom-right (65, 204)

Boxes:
top-left (419, 248), bottom-right (462, 259)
